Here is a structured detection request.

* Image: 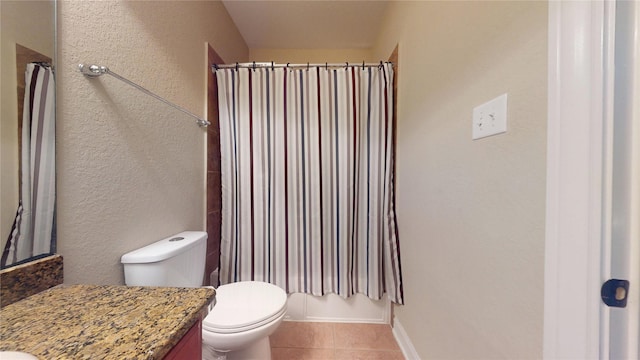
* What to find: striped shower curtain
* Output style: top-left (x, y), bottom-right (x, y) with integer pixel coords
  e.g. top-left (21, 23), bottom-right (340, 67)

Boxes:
top-left (1, 63), bottom-right (56, 267)
top-left (216, 63), bottom-right (403, 304)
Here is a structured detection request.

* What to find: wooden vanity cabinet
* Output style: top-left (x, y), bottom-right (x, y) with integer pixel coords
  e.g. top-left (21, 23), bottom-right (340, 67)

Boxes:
top-left (163, 319), bottom-right (202, 360)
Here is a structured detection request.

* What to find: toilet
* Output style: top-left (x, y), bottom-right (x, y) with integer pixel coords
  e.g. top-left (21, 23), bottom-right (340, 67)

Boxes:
top-left (120, 231), bottom-right (287, 360)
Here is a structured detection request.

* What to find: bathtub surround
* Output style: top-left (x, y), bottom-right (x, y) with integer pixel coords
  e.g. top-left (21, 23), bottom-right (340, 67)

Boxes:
top-left (206, 44), bottom-right (225, 286)
top-left (216, 64), bottom-right (403, 304)
top-left (285, 292), bottom-right (390, 324)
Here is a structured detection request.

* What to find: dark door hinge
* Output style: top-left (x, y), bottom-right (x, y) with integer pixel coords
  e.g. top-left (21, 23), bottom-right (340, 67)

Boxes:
top-left (601, 279), bottom-right (630, 308)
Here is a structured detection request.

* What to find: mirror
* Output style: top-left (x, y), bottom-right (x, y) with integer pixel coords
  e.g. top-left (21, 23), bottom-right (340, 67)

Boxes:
top-left (1, 0), bottom-right (56, 268)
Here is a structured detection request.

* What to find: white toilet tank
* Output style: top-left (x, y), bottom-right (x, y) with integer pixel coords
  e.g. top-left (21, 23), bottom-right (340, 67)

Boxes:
top-left (121, 231), bottom-right (207, 287)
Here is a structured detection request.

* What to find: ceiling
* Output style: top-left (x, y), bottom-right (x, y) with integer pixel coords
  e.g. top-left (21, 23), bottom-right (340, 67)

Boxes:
top-left (221, 0), bottom-right (390, 49)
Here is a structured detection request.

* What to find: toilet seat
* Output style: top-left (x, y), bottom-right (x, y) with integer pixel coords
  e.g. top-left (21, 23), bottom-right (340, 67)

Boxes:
top-left (203, 281), bottom-right (287, 334)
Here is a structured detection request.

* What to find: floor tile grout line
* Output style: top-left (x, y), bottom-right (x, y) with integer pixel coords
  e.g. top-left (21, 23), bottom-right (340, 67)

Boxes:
top-left (331, 321), bottom-right (336, 350)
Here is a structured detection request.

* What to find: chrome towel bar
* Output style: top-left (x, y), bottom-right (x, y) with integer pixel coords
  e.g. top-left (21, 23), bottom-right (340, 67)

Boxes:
top-left (78, 64), bottom-right (210, 128)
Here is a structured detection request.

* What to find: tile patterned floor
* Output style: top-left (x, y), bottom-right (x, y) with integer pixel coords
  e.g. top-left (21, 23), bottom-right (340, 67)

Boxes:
top-left (270, 321), bottom-right (405, 360)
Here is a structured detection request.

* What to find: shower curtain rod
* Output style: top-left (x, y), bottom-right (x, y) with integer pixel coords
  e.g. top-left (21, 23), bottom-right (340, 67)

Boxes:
top-left (78, 64), bottom-right (210, 128)
top-left (212, 61), bottom-right (393, 71)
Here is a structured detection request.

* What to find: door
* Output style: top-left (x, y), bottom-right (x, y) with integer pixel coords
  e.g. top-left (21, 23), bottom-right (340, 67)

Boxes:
top-left (605, 1), bottom-right (640, 358)
top-left (544, 1), bottom-right (639, 358)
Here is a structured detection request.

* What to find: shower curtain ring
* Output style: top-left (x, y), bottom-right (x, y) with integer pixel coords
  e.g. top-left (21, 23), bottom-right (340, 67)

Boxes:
top-left (235, 62), bottom-right (239, 71)
top-left (252, 61), bottom-right (256, 71)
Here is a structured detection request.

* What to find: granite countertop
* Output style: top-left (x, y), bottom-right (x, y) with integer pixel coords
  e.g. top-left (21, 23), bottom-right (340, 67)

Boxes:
top-left (0, 284), bottom-right (215, 359)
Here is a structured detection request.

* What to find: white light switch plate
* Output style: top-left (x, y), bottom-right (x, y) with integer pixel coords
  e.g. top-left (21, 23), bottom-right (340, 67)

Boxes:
top-left (472, 93), bottom-right (507, 140)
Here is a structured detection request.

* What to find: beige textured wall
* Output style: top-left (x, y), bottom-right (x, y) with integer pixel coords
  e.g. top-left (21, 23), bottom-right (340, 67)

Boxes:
top-left (372, 1), bottom-right (547, 358)
top-left (250, 48), bottom-right (373, 64)
top-left (0, 0), bottom-right (54, 254)
top-left (56, 0), bottom-right (247, 284)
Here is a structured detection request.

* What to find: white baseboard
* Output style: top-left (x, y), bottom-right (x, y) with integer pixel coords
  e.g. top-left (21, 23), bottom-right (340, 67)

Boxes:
top-left (284, 293), bottom-right (390, 324)
top-left (392, 316), bottom-right (421, 360)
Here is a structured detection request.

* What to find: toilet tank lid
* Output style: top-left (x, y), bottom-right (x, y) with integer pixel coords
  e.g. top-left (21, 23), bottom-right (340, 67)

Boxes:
top-left (120, 231), bottom-right (207, 264)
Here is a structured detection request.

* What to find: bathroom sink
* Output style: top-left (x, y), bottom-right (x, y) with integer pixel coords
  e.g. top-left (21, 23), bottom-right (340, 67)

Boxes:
top-left (0, 351), bottom-right (39, 359)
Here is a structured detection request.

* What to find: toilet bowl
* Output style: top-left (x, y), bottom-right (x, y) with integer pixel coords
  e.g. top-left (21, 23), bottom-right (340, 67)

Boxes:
top-left (202, 281), bottom-right (287, 359)
top-left (120, 231), bottom-right (287, 360)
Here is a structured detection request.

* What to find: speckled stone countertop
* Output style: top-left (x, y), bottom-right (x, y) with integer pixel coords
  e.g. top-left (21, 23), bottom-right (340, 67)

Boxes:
top-left (0, 254), bottom-right (63, 307)
top-left (0, 284), bottom-right (215, 359)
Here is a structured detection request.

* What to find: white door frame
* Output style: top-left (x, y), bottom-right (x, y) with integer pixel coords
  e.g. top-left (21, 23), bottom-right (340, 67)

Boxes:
top-left (544, 1), bottom-right (613, 358)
